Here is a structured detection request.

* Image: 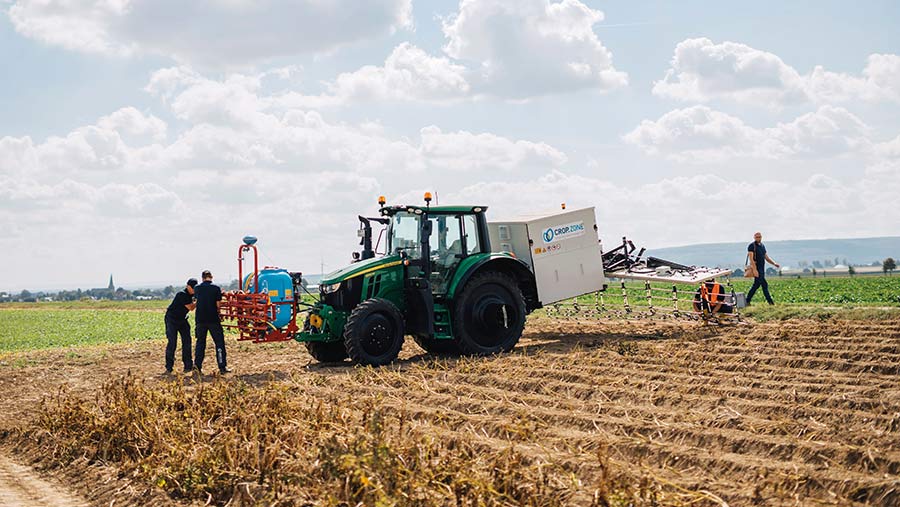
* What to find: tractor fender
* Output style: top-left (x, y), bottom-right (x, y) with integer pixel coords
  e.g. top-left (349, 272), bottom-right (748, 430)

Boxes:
top-left (450, 255), bottom-right (540, 313)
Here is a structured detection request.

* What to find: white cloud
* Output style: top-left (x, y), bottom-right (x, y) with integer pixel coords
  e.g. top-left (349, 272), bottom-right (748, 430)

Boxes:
top-left (441, 0), bottom-right (627, 98)
top-left (97, 107), bottom-right (167, 143)
top-left (0, 176), bottom-right (180, 217)
top-left (623, 105), bottom-right (871, 162)
top-left (806, 53), bottom-right (900, 103)
top-left (873, 134), bottom-right (900, 160)
top-left (137, 66), bottom-right (567, 175)
top-left (7, 0), bottom-right (413, 67)
top-left (147, 67), bottom-right (268, 126)
top-left (652, 38), bottom-right (806, 106)
top-left (770, 105), bottom-right (870, 157)
top-left (419, 126), bottom-right (567, 171)
top-left (277, 0), bottom-right (628, 106)
top-left (654, 38), bottom-right (900, 106)
top-left (0, 107), bottom-right (168, 183)
top-left (289, 43), bottom-right (471, 107)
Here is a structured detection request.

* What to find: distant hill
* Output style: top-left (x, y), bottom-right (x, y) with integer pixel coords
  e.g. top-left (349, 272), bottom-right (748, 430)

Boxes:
top-left (646, 237), bottom-right (900, 270)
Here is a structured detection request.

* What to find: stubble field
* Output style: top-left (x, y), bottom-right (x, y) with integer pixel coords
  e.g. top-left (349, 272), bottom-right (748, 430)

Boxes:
top-left (1, 277), bottom-right (899, 506)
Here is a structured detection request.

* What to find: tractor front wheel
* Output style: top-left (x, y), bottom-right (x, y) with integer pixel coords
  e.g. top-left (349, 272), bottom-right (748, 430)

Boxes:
top-left (452, 271), bottom-right (526, 356)
top-left (305, 340), bottom-right (348, 363)
top-left (344, 298), bottom-right (405, 366)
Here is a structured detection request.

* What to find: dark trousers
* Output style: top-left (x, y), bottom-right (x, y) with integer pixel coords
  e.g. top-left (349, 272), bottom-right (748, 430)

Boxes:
top-left (747, 275), bottom-right (774, 304)
top-left (165, 316), bottom-right (193, 371)
top-left (195, 321), bottom-right (226, 371)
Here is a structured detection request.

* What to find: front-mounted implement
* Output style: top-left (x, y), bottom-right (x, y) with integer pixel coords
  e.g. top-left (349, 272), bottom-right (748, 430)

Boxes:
top-left (219, 236), bottom-right (303, 343)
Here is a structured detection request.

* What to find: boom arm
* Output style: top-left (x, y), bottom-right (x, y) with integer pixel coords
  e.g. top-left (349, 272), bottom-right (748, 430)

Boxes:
top-left (602, 237), bottom-right (732, 284)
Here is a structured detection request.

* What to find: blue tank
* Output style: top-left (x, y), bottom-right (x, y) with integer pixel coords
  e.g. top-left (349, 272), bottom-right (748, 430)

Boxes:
top-left (243, 268), bottom-right (294, 329)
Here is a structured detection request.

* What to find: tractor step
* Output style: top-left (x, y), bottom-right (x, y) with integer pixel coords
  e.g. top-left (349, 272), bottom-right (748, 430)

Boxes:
top-left (433, 306), bottom-right (453, 340)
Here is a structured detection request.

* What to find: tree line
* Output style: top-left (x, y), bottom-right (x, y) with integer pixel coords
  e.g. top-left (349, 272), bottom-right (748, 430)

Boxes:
top-left (2, 279), bottom-right (244, 303)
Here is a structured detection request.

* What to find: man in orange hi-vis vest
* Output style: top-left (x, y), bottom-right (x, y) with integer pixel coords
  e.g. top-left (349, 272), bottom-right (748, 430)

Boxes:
top-left (693, 279), bottom-right (733, 314)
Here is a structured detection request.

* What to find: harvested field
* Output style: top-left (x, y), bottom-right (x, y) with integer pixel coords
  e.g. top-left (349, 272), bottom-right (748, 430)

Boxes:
top-left (2, 317), bottom-right (900, 505)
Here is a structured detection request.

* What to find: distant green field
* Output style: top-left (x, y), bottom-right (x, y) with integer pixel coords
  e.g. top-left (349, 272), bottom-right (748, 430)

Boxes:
top-left (1, 299), bottom-right (169, 310)
top-left (1, 276), bottom-right (897, 353)
top-left (547, 274), bottom-right (900, 322)
top-left (0, 308), bottom-right (164, 352)
top-left (596, 274), bottom-right (900, 306)
top-left (727, 275), bottom-right (900, 305)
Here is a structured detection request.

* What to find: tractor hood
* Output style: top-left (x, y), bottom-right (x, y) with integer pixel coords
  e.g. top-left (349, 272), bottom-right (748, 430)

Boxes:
top-left (320, 254), bottom-right (403, 285)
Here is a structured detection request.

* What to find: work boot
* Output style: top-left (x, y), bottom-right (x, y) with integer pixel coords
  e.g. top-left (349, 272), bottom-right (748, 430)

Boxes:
top-left (165, 368), bottom-right (173, 375)
top-left (219, 367), bottom-right (232, 375)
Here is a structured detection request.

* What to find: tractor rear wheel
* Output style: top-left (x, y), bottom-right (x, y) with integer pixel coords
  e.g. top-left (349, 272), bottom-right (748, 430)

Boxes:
top-left (344, 298), bottom-right (405, 366)
top-left (304, 340), bottom-right (348, 363)
top-left (412, 335), bottom-right (461, 356)
top-left (452, 271), bottom-right (526, 356)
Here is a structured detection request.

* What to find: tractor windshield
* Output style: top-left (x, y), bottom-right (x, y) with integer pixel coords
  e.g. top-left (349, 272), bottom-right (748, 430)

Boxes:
top-left (387, 212), bottom-right (421, 258)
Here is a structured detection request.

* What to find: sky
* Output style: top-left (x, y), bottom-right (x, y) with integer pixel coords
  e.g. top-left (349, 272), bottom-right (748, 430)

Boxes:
top-left (1, 0), bottom-right (899, 291)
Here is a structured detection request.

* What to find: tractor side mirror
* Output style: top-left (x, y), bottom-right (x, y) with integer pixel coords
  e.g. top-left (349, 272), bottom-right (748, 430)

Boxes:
top-left (421, 219), bottom-right (433, 237)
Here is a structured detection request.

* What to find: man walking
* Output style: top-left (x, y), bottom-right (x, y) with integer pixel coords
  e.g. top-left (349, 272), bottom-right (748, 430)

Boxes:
top-left (193, 270), bottom-right (231, 374)
top-left (747, 232), bottom-right (780, 305)
top-left (165, 278), bottom-right (197, 374)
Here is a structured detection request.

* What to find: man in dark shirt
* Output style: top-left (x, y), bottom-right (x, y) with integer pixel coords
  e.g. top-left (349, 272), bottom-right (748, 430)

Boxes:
top-left (746, 232), bottom-right (780, 305)
top-left (165, 278), bottom-right (197, 374)
top-left (194, 270), bottom-right (230, 374)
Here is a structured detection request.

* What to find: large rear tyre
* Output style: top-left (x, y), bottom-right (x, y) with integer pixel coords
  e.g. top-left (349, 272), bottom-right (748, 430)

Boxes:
top-left (452, 271), bottom-right (526, 356)
top-left (304, 340), bottom-right (348, 363)
top-left (412, 335), bottom-right (461, 356)
top-left (344, 298), bottom-right (405, 366)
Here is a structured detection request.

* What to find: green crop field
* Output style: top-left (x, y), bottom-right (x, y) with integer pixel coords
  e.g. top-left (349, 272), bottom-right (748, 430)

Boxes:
top-left (728, 275), bottom-right (900, 305)
top-left (595, 274), bottom-right (900, 306)
top-left (546, 274), bottom-right (900, 322)
top-left (1, 299), bottom-right (169, 311)
top-left (2, 275), bottom-right (898, 353)
top-left (0, 307), bottom-right (165, 352)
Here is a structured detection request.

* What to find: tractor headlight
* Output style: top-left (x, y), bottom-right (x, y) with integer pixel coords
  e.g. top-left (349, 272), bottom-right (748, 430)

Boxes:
top-left (320, 282), bottom-right (341, 294)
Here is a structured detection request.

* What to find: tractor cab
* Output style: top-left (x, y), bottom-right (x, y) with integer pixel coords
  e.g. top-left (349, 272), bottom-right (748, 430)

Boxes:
top-left (380, 200), bottom-right (489, 295)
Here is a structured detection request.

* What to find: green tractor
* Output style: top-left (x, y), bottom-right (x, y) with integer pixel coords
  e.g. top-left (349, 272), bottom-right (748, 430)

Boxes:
top-left (299, 194), bottom-right (540, 366)
top-left (222, 198), bottom-right (730, 360)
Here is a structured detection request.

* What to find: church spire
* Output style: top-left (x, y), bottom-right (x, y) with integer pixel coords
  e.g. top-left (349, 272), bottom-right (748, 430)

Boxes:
top-left (108, 274), bottom-right (115, 291)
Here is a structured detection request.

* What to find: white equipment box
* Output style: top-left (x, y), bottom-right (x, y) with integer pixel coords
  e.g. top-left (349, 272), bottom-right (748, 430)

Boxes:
top-left (488, 207), bottom-right (607, 306)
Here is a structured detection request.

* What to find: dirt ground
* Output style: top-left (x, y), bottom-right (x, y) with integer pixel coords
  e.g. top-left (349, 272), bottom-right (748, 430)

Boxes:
top-left (0, 453), bottom-right (89, 507)
top-left (1, 317), bottom-right (899, 506)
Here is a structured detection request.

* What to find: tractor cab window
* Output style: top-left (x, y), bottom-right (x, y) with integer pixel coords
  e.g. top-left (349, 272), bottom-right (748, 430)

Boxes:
top-left (429, 215), bottom-right (463, 264)
top-left (388, 212), bottom-right (421, 258)
top-left (428, 214), bottom-right (464, 293)
top-left (463, 214), bottom-right (482, 255)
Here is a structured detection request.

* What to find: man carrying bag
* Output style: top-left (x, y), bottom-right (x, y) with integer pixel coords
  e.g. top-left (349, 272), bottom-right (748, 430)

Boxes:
top-left (746, 232), bottom-right (779, 305)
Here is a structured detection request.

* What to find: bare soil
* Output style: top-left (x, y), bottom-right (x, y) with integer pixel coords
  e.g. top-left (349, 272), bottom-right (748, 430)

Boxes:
top-left (0, 453), bottom-right (89, 507)
top-left (1, 317), bottom-right (899, 506)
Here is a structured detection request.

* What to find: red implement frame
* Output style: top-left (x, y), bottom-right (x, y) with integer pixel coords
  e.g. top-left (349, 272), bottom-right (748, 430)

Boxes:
top-left (220, 242), bottom-right (299, 343)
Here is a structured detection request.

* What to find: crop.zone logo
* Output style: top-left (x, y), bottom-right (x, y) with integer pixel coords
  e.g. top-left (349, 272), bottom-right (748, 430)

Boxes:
top-left (542, 221), bottom-right (585, 244)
